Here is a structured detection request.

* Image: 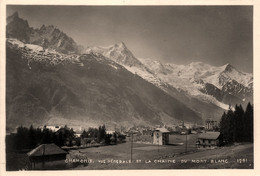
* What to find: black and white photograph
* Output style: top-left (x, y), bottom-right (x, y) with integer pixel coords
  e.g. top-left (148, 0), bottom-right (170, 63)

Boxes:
top-left (1, 2), bottom-right (257, 173)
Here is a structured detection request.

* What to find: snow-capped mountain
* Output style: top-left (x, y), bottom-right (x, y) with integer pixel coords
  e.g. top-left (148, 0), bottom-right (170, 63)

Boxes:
top-left (86, 42), bottom-right (144, 67)
top-left (7, 12), bottom-right (82, 54)
top-left (139, 59), bottom-right (252, 91)
top-left (7, 38), bottom-right (81, 66)
top-left (150, 60), bottom-right (253, 105)
top-left (85, 43), bottom-right (168, 88)
top-left (6, 37), bottom-right (201, 130)
top-left (86, 43), bottom-right (253, 111)
top-left (5, 12), bottom-right (253, 130)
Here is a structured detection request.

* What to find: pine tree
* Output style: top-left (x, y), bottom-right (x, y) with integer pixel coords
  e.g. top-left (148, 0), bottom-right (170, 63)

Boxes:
top-left (28, 125), bottom-right (36, 148)
top-left (244, 102), bottom-right (253, 142)
top-left (219, 102), bottom-right (253, 145)
top-left (219, 112), bottom-right (228, 145)
top-left (97, 126), bottom-right (102, 142)
top-left (35, 128), bottom-right (42, 146)
top-left (105, 134), bottom-right (112, 145)
top-left (41, 129), bottom-right (51, 144)
top-left (57, 130), bottom-right (64, 146)
top-left (81, 129), bottom-right (88, 138)
top-left (100, 125), bottom-right (106, 141)
top-left (16, 126), bottom-right (29, 149)
top-left (113, 132), bottom-right (117, 144)
top-left (226, 109), bottom-right (234, 144)
top-left (234, 104), bottom-right (244, 142)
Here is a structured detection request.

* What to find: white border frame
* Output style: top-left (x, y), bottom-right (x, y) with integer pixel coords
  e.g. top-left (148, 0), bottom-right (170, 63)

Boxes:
top-left (0, 1), bottom-right (259, 176)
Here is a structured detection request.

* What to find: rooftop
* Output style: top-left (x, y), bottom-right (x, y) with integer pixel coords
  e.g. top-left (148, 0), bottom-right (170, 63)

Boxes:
top-left (198, 132), bottom-right (220, 140)
top-left (155, 128), bottom-right (170, 133)
top-left (27, 143), bottom-right (67, 157)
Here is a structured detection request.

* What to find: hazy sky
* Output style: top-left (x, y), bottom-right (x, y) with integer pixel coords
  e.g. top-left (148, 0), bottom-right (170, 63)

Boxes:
top-left (7, 6), bottom-right (253, 73)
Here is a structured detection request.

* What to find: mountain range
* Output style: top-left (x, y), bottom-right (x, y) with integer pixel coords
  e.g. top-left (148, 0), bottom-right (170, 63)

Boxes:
top-left (7, 12), bottom-right (82, 54)
top-left (5, 12), bottom-right (253, 131)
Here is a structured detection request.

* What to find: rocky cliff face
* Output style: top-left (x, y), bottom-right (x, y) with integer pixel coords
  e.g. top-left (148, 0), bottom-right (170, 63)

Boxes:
top-left (6, 12), bottom-right (31, 43)
top-left (7, 12), bottom-right (81, 54)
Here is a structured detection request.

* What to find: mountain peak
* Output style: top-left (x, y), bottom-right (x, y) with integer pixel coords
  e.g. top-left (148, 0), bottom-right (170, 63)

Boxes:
top-left (223, 63), bottom-right (234, 72)
top-left (7, 13), bottom-right (80, 54)
top-left (7, 12), bottom-right (22, 24)
top-left (114, 42), bottom-right (127, 49)
top-left (39, 24), bottom-right (56, 31)
top-left (12, 12), bottom-right (19, 18)
top-left (225, 63), bottom-right (231, 67)
top-left (40, 24), bottom-right (46, 30)
top-left (119, 41), bottom-right (126, 46)
top-left (6, 12), bottom-right (30, 42)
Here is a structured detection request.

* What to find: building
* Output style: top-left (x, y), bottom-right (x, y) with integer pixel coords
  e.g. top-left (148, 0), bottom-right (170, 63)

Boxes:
top-left (41, 125), bottom-right (62, 132)
top-left (142, 129), bottom-right (153, 135)
top-left (153, 128), bottom-right (170, 145)
top-left (106, 130), bottom-right (116, 135)
top-left (196, 132), bottom-right (220, 149)
top-left (68, 125), bottom-right (82, 132)
top-left (27, 143), bottom-right (67, 170)
top-left (205, 119), bottom-right (218, 130)
top-left (73, 128), bottom-right (83, 138)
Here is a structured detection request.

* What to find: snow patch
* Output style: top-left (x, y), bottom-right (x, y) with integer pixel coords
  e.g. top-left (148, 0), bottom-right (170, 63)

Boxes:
top-left (109, 64), bottom-right (118, 70)
top-left (25, 44), bottom-right (43, 52)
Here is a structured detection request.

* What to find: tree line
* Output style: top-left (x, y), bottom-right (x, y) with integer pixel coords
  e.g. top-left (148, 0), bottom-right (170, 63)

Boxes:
top-left (7, 124), bottom-right (125, 151)
top-left (219, 102), bottom-right (253, 145)
top-left (80, 125), bottom-right (126, 145)
top-left (10, 125), bottom-right (77, 150)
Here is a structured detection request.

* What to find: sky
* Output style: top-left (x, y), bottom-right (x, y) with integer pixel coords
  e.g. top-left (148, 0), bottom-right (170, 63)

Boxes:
top-left (7, 6), bottom-right (253, 73)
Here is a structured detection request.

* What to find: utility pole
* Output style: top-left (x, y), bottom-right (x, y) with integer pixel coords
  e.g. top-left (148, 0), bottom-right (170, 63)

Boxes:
top-left (130, 133), bottom-right (133, 162)
top-left (185, 132), bottom-right (188, 153)
top-left (156, 132), bottom-right (159, 152)
top-left (182, 120), bottom-right (188, 153)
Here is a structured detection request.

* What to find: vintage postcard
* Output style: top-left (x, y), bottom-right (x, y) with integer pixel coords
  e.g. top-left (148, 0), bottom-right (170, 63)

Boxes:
top-left (0, 0), bottom-right (259, 176)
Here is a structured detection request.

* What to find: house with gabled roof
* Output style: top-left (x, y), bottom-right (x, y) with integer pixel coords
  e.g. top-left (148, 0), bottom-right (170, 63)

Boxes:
top-left (196, 132), bottom-right (220, 149)
top-left (27, 143), bottom-right (67, 170)
top-left (153, 128), bottom-right (170, 145)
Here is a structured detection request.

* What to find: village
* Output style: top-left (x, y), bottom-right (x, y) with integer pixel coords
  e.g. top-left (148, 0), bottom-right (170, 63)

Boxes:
top-left (6, 119), bottom-right (229, 170)
top-left (40, 119), bottom-right (219, 148)
top-left (6, 100), bottom-right (254, 170)
top-left (5, 102), bottom-right (253, 170)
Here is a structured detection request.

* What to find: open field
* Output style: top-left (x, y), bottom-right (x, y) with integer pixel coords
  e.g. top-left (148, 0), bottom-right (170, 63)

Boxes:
top-left (67, 134), bottom-right (253, 169)
top-left (69, 142), bottom-right (253, 169)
